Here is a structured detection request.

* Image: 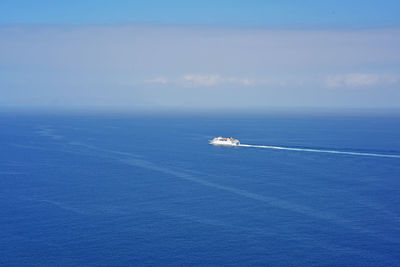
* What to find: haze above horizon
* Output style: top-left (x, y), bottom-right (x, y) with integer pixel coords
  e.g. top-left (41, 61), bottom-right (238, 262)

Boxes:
top-left (1, 0), bottom-right (400, 112)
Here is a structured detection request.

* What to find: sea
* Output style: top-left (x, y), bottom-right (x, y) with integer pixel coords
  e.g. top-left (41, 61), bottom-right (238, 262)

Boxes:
top-left (1, 112), bottom-right (400, 266)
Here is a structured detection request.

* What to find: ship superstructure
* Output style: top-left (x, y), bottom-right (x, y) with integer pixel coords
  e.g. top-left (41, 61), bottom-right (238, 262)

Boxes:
top-left (209, 137), bottom-right (240, 146)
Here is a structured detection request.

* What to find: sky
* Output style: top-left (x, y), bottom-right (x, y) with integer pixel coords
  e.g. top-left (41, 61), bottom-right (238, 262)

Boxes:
top-left (1, 0), bottom-right (400, 112)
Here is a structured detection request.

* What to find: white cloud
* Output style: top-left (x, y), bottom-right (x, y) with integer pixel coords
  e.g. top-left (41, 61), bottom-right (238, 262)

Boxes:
top-left (324, 73), bottom-right (399, 88)
top-left (182, 74), bottom-right (222, 87)
top-left (144, 74), bottom-right (257, 87)
top-left (239, 78), bottom-right (256, 86)
top-left (181, 74), bottom-right (257, 87)
top-left (226, 77), bottom-right (256, 86)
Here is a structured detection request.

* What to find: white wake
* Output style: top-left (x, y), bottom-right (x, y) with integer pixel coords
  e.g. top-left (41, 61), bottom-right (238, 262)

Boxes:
top-left (238, 144), bottom-right (400, 159)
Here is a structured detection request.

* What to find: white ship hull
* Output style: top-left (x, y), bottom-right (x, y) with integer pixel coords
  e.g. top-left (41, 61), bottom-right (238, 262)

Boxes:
top-left (209, 137), bottom-right (240, 146)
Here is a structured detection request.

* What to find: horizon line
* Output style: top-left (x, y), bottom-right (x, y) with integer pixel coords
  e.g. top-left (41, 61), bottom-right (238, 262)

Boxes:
top-left (2, 106), bottom-right (400, 117)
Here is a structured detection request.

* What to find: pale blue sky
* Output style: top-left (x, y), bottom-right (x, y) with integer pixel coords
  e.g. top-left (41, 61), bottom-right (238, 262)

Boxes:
top-left (1, 1), bottom-right (400, 111)
top-left (1, 0), bottom-right (400, 27)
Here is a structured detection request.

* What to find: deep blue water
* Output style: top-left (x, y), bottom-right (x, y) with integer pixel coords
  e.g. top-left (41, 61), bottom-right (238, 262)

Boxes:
top-left (1, 113), bottom-right (400, 266)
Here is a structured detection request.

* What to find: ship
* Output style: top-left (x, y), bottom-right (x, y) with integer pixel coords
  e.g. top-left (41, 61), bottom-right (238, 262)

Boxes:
top-left (209, 137), bottom-right (240, 146)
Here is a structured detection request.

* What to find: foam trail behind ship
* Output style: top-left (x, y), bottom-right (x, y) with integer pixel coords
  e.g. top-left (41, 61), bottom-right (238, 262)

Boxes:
top-left (238, 144), bottom-right (400, 159)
